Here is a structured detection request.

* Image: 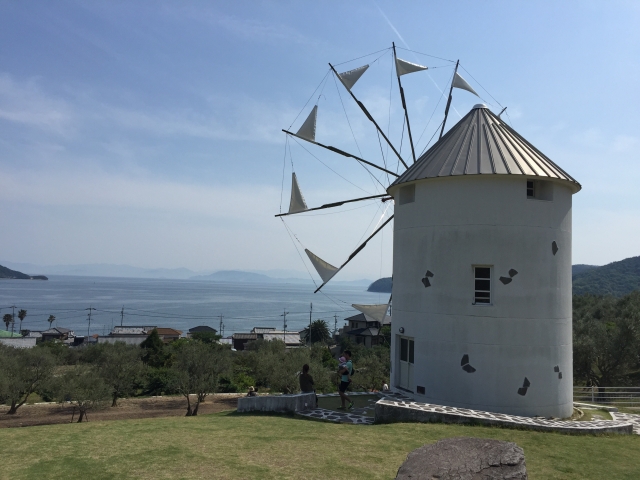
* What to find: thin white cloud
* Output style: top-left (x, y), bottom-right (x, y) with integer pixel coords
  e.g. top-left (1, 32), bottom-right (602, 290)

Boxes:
top-left (0, 74), bottom-right (75, 135)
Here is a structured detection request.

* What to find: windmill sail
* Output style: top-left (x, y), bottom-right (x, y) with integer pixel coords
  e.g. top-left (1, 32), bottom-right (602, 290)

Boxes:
top-left (305, 249), bottom-right (339, 283)
top-left (338, 64), bottom-right (369, 91)
top-left (352, 303), bottom-right (390, 323)
top-left (296, 105), bottom-right (317, 142)
top-left (288, 172), bottom-right (308, 214)
top-left (395, 58), bottom-right (428, 76)
top-left (452, 72), bottom-right (479, 97)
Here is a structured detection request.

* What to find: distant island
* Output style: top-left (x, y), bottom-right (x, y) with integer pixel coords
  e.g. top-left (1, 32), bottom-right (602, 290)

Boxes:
top-left (368, 277), bottom-right (392, 292)
top-left (367, 256), bottom-right (640, 296)
top-left (0, 264), bottom-right (48, 280)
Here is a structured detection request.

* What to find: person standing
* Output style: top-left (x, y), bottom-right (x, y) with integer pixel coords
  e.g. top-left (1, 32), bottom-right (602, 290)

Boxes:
top-left (338, 350), bottom-right (354, 410)
top-left (300, 364), bottom-right (318, 407)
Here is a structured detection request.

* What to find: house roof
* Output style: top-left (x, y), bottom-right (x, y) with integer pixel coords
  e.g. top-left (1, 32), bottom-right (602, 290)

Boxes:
top-left (232, 333), bottom-right (258, 340)
top-left (262, 333), bottom-right (302, 345)
top-left (347, 327), bottom-right (380, 337)
top-left (42, 327), bottom-right (72, 335)
top-left (251, 327), bottom-right (276, 333)
top-left (155, 328), bottom-right (182, 336)
top-left (390, 104), bottom-right (580, 192)
top-left (345, 313), bottom-right (391, 326)
top-left (188, 325), bottom-right (217, 333)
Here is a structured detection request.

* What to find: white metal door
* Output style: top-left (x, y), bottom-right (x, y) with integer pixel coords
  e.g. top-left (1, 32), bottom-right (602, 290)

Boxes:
top-left (398, 336), bottom-right (414, 391)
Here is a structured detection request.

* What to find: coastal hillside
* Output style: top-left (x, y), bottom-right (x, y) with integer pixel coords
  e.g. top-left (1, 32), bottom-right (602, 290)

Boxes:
top-left (367, 256), bottom-right (640, 296)
top-left (573, 256), bottom-right (640, 297)
top-left (0, 264), bottom-right (47, 280)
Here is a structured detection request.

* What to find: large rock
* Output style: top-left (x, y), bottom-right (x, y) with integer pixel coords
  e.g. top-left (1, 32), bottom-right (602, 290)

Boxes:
top-left (396, 437), bottom-right (527, 480)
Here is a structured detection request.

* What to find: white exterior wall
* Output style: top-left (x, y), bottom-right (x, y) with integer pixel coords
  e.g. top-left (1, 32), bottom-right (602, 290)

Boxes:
top-left (389, 175), bottom-right (575, 418)
top-left (98, 335), bottom-right (148, 346)
top-left (0, 337), bottom-right (37, 348)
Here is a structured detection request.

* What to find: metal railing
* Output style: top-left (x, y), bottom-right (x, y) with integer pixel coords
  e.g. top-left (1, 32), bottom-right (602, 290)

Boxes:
top-left (573, 386), bottom-right (640, 407)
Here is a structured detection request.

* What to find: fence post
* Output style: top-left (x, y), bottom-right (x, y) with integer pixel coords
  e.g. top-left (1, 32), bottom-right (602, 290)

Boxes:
top-left (591, 386), bottom-right (595, 403)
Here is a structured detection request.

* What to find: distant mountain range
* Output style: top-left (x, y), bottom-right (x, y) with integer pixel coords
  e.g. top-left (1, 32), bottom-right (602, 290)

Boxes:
top-left (0, 261), bottom-right (371, 286)
top-left (367, 257), bottom-right (640, 297)
top-left (191, 270), bottom-right (372, 286)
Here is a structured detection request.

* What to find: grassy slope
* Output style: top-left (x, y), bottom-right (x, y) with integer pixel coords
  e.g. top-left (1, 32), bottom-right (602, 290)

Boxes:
top-left (1, 412), bottom-right (639, 479)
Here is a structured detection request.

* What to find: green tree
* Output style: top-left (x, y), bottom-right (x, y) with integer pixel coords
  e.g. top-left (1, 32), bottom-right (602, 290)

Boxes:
top-left (91, 343), bottom-right (145, 407)
top-left (17, 309), bottom-right (27, 334)
top-left (246, 340), bottom-right (335, 394)
top-left (190, 331), bottom-right (221, 344)
top-left (56, 365), bottom-right (111, 422)
top-left (140, 329), bottom-right (169, 368)
top-left (170, 341), bottom-right (232, 416)
top-left (2, 314), bottom-right (12, 331)
top-left (301, 319), bottom-right (332, 344)
top-left (353, 351), bottom-right (389, 391)
top-left (0, 346), bottom-right (55, 414)
top-left (47, 315), bottom-right (55, 328)
top-left (573, 292), bottom-right (640, 390)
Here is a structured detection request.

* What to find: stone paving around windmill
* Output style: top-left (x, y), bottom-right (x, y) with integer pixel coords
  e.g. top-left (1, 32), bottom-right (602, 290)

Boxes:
top-left (295, 392), bottom-right (638, 435)
top-left (611, 412), bottom-right (640, 435)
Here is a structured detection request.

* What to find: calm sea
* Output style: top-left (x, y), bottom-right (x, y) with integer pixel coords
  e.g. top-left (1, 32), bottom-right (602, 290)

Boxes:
top-left (0, 276), bottom-right (387, 337)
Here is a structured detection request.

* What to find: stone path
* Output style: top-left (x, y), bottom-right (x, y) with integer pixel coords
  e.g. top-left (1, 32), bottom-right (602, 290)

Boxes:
top-left (611, 412), bottom-right (640, 435)
top-left (295, 392), bottom-right (383, 425)
top-left (376, 399), bottom-right (633, 435)
top-left (296, 392), bottom-right (637, 434)
top-left (297, 407), bottom-right (374, 425)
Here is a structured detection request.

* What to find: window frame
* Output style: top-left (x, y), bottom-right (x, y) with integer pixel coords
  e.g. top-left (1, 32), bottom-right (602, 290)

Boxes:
top-left (473, 265), bottom-right (492, 306)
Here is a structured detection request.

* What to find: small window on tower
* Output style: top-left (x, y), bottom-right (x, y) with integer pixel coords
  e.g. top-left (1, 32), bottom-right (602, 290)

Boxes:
top-left (526, 179), bottom-right (554, 201)
top-left (399, 184), bottom-right (415, 205)
top-left (526, 180), bottom-right (535, 198)
top-left (474, 266), bottom-right (492, 305)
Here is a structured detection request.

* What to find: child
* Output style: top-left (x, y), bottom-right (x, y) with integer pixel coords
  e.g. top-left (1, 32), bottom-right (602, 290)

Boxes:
top-left (337, 356), bottom-right (350, 381)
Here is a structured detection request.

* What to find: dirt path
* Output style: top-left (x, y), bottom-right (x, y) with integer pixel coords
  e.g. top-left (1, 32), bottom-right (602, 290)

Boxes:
top-left (0, 394), bottom-right (242, 428)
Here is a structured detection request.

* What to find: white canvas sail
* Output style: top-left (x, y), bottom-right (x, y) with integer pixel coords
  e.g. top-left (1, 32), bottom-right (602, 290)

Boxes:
top-left (452, 72), bottom-right (479, 97)
top-left (338, 64), bottom-right (369, 91)
top-left (305, 249), bottom-right (339, 283)
top-left (288, 172), bottom-right (308, 214)
top-left (296, 105), bottom-right (317, 142)
top-left (395, 58), bottom-right (428, 76)
top-left (352, 303), bottom-right (390, 323)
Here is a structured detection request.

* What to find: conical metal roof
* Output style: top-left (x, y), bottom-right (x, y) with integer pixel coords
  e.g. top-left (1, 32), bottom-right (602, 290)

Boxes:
top-left (390, 105), bottom-right (580, 192)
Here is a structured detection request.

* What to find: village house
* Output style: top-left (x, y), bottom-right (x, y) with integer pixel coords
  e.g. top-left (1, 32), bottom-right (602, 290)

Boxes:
top-left (41, 327), bottom-right (75, 343)
top-left (232, 327), bottom-right (302, 351)
top-left (340, 312), bottom-right (391, 348)
top-left (187, 325), bottom-right (217, 338)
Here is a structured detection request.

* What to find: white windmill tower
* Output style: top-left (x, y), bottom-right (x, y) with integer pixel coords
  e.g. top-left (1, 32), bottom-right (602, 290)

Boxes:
top-left (387, 104), bottom-right (580, 417)
top-left (278, 47), bottom-right (579, 417)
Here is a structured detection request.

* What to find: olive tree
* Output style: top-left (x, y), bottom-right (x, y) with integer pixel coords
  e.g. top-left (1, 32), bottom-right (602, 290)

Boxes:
top-left (170, 341), bottom-right (232, 416)
top-left (56, 365), bottom-right (111, 422)
top-left (0, 345), bottom-right (55, 414)
top-left (90, 342), bottom-right (144, 407)
top-left (573, 292), bottom-right (640, 389)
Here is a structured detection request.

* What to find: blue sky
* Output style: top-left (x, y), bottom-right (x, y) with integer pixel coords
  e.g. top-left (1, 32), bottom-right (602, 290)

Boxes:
top-left (1, 1), bottom-right (639, 280)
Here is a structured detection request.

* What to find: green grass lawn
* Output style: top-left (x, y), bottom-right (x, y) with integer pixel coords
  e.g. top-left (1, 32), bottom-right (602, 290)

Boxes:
top-left (1, 412), bottom-right (639, 479)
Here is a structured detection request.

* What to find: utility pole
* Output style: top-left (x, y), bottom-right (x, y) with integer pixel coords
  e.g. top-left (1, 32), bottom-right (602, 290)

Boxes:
top-left (219, 315), bottom-right (224, 337)
top-left (280, 309), bottom-right (289, 343)
top-left (308, 303), bottom-right (313, 346)
top-left (120, 306), bottom-right (124, 327)
top-left (334, 314), bottom-right (338, 336)
top-left (86, 306), bottom-right (96, 339)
